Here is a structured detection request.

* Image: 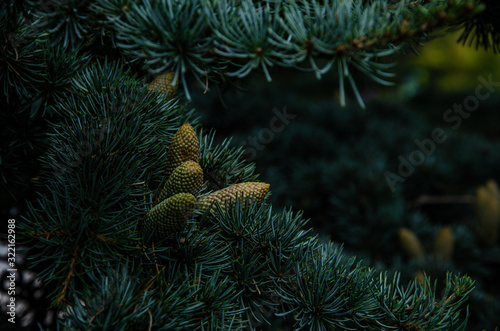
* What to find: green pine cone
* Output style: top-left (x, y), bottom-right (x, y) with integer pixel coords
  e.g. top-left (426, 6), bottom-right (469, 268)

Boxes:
top-left (197, 182), bottom-right (270, 213)
top-left (475, 179), bottom-right (499, 247)
top-left (165, 123), bottom-right (199, 180)
top-left (147, 72), bottom-right (178, 100)
top-left (434, 226), bottom-right (454, 261)
top-left (398, 228), bottom-right (425, 261)
top-left (158, 160), bottom-right (203, 202)
top-left (142, 193), bottom-right (196, 241)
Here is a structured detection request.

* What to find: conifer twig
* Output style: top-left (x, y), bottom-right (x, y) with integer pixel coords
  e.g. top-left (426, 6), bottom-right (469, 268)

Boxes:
top-left (148, 310), bottom-right (153, 331)
top-left (410, 195), bottom-right (475, 207)
top-left (31, 228), bottom-right (68, 239)
top-left (57, 244), bottom-right (79, 305)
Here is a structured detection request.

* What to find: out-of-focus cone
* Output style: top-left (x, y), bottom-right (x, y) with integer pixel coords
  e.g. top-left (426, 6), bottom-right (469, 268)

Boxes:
top-left (398, 228), bottom-right (425, 261)
top-left (433, 226), bottom-right (454, 261)
top-left (415, 270), bottom-right (425, 285)
top-left (475, 179), bottom-right (499, 247)
top-left (148, 72), bottom-right (178, 100)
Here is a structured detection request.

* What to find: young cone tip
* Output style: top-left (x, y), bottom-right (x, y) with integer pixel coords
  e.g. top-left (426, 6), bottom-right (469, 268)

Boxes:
top-left (434, 226), bottom-right (454, 261)
top-left (148, 72), bottom-right (178, 97)
top-left (475, 182), bottom-right (499, 246)
top-left (485, 179), bottom-right (499, 198)
top-left (165, 123), bottom-right (200, 179)
top-left (197, 182), bottom-right (270, 212)
top-left (158, 160), bottom-right (204, 202)
top-left (415, 270), bottom-right (425, 285)
top-left (475, 186), bottom-right (498, 222)
top-left (398, 228), bottom-right (425, 260)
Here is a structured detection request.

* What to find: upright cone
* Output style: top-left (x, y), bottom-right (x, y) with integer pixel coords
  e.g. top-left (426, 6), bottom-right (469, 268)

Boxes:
top-left (475, 179), bottom-right (499, 247)
top-left (415, 270), bottom-right (425, 285)
top-left (433, 226), bottom-right (454, 261)
top-left (165, 123), bottom-right (200, 181)
top-left (148, 72), bottom-right (178, 100)
top-left (158, 160), bottom-right (203, 202)
top-left (398, 228), bottom-right (425, 261)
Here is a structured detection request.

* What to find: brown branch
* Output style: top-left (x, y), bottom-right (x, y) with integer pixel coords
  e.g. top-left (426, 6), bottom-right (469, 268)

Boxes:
top-left (387, 0), bottom-right (427, 11)
top-left (203, 69), bottom-right (209, 94)
top-left (88, 308), bottom-right (105, 326)
top-left (288, 2), bottom-right (478, 59)
top-left (5, 59), bottom-right (21, 77)
top-left (31, 228), bottom-right (68, 239)
top-left (252, 278), bottom-right (261, 295)
top-left (57, 244), bottom-right (80, 305)
top-left (96, 235), bottom-right (118, 244)
top-left (410, 195), bottom-right (475, 207)
top-left (148, 310), bottom-right (153, 331)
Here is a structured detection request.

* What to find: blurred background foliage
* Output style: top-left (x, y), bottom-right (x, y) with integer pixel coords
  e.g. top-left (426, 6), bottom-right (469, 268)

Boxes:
top-left (404, 30), bottom-right (500, 93)
top-left (189, 28), bottom-right (500, 330)
top-left (1, 1), bottom-right (499, 327)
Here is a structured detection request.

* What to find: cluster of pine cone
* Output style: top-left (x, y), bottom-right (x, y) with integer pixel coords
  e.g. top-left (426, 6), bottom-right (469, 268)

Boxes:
top-left (141, 121), bottom-right (269, 242)
top-left (398, 179), bottom-right (500, 267)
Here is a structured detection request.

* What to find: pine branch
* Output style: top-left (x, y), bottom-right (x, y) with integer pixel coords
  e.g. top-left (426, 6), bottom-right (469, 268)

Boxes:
top-left (452, 0), bottom-right (500, 53)
top-left (57, 244), bottom-right (79, 305)
top-left (104, 0), bottom-right (485, 106)
top-left (6, 1), bottom-right (489, 327)
top-left (9, 0), bottom-right (489, 107)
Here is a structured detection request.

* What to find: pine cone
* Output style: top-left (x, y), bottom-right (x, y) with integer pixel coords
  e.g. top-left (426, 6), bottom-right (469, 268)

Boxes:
top-left (433, 226), bottom-right (454, 261)
top-left (158, 160), bottom-right (203, 202)
top-left (476, 179), bottom-right (499, 246)
top-left (142, 193), bottom-right (196, 241)
top-left (147, 72), bottom-right (178, 100)
top-left (398, 228), bottom-right (425, 260)
top-left (414, 270), bottom-right (425, 285)
top-left (165, 123), bottom-right (200, 181)
top-left (197, 182), bottom-right (270, 213)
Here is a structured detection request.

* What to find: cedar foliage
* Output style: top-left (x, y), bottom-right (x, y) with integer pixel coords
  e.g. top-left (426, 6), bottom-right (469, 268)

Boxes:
top-left (1, 0), bottom-right (499, 330)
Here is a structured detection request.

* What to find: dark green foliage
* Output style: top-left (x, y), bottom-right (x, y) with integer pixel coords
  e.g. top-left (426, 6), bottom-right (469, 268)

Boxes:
top-left (198, 130), bottom-right (259, 191)
top-left (14, 0), bottom-right (483, 104)
top-left (0, 5), bottom-right (44, 103)
top-left (18, 61), bottom-right (195, 305)
top-left (453, 0), bottom-right (500, 53)
top-left (122, 193), bottom-right (476, 330)
top-left (114, 0), bottom-right (213, 99)
top-left (14, 78), bottom-right (476, 327)
top-left (191, 70), bottom-right (500, 330)
top-left (27, 0), bottom-right (102, 49)
top-left (2, 0), bottom-right (497, 330)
